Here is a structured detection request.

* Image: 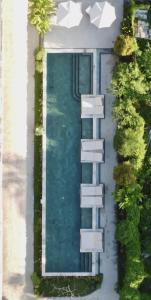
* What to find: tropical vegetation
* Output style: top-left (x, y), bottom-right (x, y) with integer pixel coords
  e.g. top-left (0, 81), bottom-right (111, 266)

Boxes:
top-left (112, 1), bottom-right (151, 299)
top-left (28, 0), bottom-right (55, 34)
top-left (114, 35), bottom-right (138, 56)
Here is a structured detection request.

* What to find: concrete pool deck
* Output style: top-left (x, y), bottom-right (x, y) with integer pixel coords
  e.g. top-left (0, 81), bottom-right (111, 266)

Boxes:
top-left (44, 0), bottom-right (123, 49)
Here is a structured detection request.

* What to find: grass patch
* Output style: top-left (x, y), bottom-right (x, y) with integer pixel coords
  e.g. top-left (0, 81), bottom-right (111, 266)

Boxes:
top-left (33, 63), bottom-right (103, 297)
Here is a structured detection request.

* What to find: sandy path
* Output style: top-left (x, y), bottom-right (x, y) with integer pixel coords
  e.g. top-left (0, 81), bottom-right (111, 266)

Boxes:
top-left (2, 0), bottom-right (38, 299)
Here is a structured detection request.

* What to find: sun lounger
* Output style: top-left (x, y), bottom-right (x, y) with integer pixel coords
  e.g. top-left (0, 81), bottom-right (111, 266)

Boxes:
top-left (80, 183), bottom-right (104, 208)
top-left (80, 229), bottom-right (104, 253)
top-left (81, 94), bottom-right (104, 118)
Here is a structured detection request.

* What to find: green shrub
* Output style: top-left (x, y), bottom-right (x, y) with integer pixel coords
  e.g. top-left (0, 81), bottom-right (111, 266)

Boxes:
top-left (125, 256), bottom-right (146, 289)
top-left (140, 196), bottom-right (151, 254)
top-left (35, 47), bottom-right (44, 61)
top-left (28, 0), bottom-right (55, 34)
top-left (141, 294), bottom-right (151, 300)
top-left (147, 6), bottom-right (151, 28)
top-left (34, 47), bottom-right (44, 73)
top-left (32, 272), bottom-right (41, 294)
top-left (114, 184), bottom-right (142, 209)
top-left (117, 219), bottom-right (139, 245)
top-left (111, 62), bottom-right (148, 101)
top-left (137, 38), bottom-right (151, 51)
top-left (35, 125), bottom-right (43, 136)
top-left (120, 287), bottom-right (141, 300)
top-left (113, 162), bottom-right (136, 186)
top-left (114, 127), bottom-right (146, 169)
top-left (121, 1), bottom-right (136, 36)
top-left (137, 46), bottom-right (151, 81)
top-left (114, 35), bottom-right (138, 56)
top-left (113, 99), bottom-right (145, 130)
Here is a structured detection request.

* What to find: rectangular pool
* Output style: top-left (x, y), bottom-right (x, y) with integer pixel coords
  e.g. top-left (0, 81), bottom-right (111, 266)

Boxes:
top-left (44, 53), bottom-right (93, 273)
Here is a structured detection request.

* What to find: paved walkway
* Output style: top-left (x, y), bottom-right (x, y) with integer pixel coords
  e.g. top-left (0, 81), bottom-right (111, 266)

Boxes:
top-left (0, 0), bottom-right (2, 297)
top-left (2, 0), bottom-right (38, 299)
top-left (99, 54), bottom-right (119, 300)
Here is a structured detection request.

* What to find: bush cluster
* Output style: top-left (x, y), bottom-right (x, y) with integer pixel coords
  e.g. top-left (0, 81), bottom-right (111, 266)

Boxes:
top-left (112, 96), bottom-right (146, 300)
top-left (115, 185), bottom-right (146, 298)
top-left (114, 35), bottom-right (138, 56)
top-left (111, 62), bottom-right (148, 103)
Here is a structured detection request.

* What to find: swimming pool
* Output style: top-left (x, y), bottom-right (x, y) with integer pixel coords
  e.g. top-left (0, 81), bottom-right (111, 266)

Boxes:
top-left (45, 53), bottom-right (93, 273)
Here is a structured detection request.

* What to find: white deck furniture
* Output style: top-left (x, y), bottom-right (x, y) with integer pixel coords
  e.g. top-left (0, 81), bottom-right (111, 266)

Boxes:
top-left (86, 2), bottom-right (116, 29)
top-left (81, 94), bottom-right (104, 118)
top-left (81, 184), bottom-right (104, 208)
top-left (52, 1), bottom-right (83, 28)
top-left (80, 229), bottom-right (104, 253)
top-left (81, 139), bottom-right (104, 163)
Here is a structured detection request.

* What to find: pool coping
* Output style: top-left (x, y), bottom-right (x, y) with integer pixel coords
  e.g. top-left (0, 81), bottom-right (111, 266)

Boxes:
top-left (42, 48), bottom-right (98, 277)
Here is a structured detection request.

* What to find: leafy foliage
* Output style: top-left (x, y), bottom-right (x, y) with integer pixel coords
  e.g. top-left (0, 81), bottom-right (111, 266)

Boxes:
top-left (114, 126), bottom-right (146, 169)
top-left (35, 47), bottom-right (44, 73)
top-left (117, 219), bottom-right (139, 245)
top-left (113, 99), bottom-right (145, 130)
top-left (112, 2), bottom-right (151, 300)
top-left (115, 185), bottom-right (146, 299)
top-left (113, 162), bottom-right (136, 186)
top-left (114, 35), bottom-right (138, 56)
top-left (141, 294), bottom-right (151, 300)
top-left (147, 6), bottom-right (151, 28)
top-left (111, 62), bottom-right (148, 101)
top-left (114, 184), bottom-right (142, 212)
top-left (120, 287), bottom-right (141, 300)
top-left (28, 0), bottom-right (55, 33)
top-left (121, 1), bottom-right (136, 36)
top-left (137, 45), bottom-right (151, 81)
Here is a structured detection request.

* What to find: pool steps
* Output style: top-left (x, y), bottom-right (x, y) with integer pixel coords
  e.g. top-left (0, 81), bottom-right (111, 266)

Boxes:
top-left (72, 53), bottom-right (93, 101)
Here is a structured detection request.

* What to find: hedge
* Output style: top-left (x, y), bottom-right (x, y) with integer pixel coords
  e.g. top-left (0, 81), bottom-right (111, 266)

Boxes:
top-left (114, 35), bottom-right (138, 56)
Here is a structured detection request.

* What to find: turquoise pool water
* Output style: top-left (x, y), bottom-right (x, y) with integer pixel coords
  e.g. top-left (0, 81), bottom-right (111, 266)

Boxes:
top-left (46, 53), bottom-right (93, 273)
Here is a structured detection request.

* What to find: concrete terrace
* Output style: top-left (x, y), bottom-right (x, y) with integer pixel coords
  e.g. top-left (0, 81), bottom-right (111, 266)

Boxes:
top-left (44, 0), bottom-right (123, 49)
